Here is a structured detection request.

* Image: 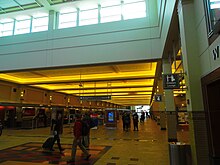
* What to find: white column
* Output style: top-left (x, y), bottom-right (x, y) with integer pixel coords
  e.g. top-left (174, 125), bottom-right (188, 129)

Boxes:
top-left (178, 0), bottom-right (209, 164)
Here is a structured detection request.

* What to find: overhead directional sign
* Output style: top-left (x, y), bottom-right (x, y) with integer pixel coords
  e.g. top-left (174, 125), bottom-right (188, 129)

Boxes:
top-left (79, 95), bottom-right (111, 101)
top-left (163, 74), bottom-right (180, 89)
top-left (154, 94), bottom-right (162, 102)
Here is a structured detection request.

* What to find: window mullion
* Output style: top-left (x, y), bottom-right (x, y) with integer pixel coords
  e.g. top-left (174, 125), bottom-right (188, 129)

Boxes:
top-left (98, 4), bottom-right (101, 23)
top-left (77, 8), bottom-right (80, 26)
top-left (30, 16), bottom-right (33, 33)
top-left (12, 19), bottom-right (15, 35)
top-left (121, 0), bottom-right (124, 20)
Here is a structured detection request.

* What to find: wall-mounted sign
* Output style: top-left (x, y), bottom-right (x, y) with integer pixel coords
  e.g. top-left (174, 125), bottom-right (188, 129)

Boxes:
top-left (79, 95), bottom-right (111, 101)
top-left (212, 45), bottom-right (220, 60)
top-left (163, 74), bottom-right (180, 89)
top-left (154, 94), bottom-right (162, 102)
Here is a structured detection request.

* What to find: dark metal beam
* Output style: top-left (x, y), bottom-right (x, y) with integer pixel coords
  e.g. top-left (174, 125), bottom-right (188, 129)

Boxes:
top-left (26, 76), bottom-right (156, 85)
top-left (52, 85), bottom-right (153, 91)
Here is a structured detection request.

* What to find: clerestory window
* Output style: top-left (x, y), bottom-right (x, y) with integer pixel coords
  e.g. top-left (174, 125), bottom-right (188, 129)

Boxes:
top-left (58, 8), bottom-right (77, 29)
top-left (100, 1), bottom-right (122, 23)
top-left (0, 18), bottom-right (14, 37)
top-left (204, 0), bottom-right (220, 37)
top-left (32, 13), bottom-right (49, 32)
top-left (122, 0), bottom-right (146, 20)
top-left (14, 16), bottom-right (31, 35)
top-left (79, 8), bottom-right (98, 26)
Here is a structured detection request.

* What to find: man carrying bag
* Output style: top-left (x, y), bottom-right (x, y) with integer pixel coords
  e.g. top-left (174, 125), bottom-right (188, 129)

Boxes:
top-left (67, 114), bottom-right (91, 163)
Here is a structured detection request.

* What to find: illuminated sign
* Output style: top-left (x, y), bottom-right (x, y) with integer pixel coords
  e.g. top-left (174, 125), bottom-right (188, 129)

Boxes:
top-left (163, 74), bottom-right (180, 89)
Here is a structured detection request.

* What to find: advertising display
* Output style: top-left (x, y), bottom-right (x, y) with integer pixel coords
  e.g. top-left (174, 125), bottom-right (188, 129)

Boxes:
top-left (105, 109), bottom-right (117, 127)
top-left (107, 112), bottom-right (114, 122)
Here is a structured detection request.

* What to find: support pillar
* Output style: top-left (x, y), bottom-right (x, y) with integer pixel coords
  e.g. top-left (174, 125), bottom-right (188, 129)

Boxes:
top-left (48, 10), bottom-right (56, 30)
top-left (178, 0), bottom-right (209, 164)
top-left (163, 58), bottom-right (177, 142)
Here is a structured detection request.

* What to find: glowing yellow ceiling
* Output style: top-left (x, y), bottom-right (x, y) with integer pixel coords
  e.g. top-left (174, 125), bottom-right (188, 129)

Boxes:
top-left (0, 62), bottom-right (158, 106)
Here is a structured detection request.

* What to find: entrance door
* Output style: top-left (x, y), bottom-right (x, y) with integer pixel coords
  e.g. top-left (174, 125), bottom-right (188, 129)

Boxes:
top-left (202, 68), bottom-right (220, 165)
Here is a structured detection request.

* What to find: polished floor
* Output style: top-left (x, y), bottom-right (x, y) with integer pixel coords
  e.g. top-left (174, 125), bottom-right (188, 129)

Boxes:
top-left (0, 118), bottom-right (189, 165)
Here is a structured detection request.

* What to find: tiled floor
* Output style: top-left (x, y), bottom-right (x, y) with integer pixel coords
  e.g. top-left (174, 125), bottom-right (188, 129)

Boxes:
top-left (0, 118), bottom-right (189, 165)
top-left (0, 142), bottom-right (111, 164)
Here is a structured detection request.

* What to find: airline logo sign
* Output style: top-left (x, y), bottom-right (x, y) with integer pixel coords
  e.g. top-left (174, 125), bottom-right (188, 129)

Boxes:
top-left (163, 74), bottom-right (180, 89)
top-left (212, 45), bottom-right (220, 60)
top-left (155, 94), bottom-right (162, 102)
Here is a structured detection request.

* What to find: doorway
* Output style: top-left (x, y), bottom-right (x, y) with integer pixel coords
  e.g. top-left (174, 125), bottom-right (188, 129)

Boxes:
top-left (202, 67), bottom-right (220, 165)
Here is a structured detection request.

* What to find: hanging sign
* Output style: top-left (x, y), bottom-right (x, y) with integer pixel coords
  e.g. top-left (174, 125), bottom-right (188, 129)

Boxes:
top-left (79, 95), bottom-right (111, 101)
top-left (154, 94), bottom-right (162, 102)
top-left (163, 74), bottom-right (180, 89)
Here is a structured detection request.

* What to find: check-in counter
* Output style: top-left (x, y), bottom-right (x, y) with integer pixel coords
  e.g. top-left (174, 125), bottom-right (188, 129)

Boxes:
top-left (98, 117), bottom-right (104, 125)
top-left (21, 107), bottom-right (36, 129)
top-left (21, 116), bottom-right (35, 129)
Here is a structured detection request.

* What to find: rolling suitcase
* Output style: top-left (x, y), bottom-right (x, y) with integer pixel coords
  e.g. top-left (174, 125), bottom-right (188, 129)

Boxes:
top-left (42, 137), bottom-right (54, 149)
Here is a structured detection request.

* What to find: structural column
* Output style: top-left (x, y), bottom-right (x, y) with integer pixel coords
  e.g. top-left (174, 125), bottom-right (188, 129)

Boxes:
top-left (163, 58), bottom-right (177, 142)
top-left (178, 0), bottom-right (209, 165)
top-left (48, 10), bottom-right (56, 30)
top-left (157, 79), bottom-right (166, 130)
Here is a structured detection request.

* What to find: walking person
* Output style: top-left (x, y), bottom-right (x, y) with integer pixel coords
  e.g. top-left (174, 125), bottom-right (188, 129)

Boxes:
top-left (82, 112), bottom-right (92, 149)
top-left (122, 112), bottom-right (126, 131)
top-left (140, 112), bottom-right (145, 123)
top-left (67, 114), bottom-right (91, 163)
top-left (124, 112), bottom-right (130, 131)
top-left (132, 112), bottom-right (139, 131)
top-left (0, 120), bottom-right (3, 136)
top-left (50, 113), bottom-right (64, 152)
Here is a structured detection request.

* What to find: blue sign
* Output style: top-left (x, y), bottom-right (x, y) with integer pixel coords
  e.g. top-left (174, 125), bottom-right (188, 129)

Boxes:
top-left (108, 112), bottom-right (114, 122)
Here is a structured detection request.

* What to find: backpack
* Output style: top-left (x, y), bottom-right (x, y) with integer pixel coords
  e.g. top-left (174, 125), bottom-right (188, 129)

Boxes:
top-left (81, 120), bottom-right (90, 136)
top-left (88, 118), bottom-right (96, 128)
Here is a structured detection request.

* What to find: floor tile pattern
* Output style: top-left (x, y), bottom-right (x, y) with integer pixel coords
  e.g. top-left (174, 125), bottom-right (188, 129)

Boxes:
top-left (0, 142), bottom-right (111, 165)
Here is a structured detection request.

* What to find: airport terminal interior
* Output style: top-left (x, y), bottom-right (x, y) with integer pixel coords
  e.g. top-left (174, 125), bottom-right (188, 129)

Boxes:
top-left (0, 0), bottom-right (220, 165)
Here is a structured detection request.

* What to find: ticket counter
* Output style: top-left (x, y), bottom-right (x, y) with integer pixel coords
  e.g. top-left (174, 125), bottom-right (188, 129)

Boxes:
top-left (21, 107), bottom-right (36, 129)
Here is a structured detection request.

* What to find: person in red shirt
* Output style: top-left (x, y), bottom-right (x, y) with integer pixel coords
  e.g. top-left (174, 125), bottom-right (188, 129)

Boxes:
top-left (67, 114), bottom-right (91, 163)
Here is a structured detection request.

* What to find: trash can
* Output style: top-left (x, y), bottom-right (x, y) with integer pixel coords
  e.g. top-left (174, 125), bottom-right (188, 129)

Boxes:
top-left (169, 142), bottom-right (192, 165)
